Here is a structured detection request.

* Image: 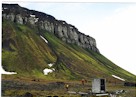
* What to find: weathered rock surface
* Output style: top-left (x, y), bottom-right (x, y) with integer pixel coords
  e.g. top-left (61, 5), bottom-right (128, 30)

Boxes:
top-left (2, 4), bottom-right (99, 53)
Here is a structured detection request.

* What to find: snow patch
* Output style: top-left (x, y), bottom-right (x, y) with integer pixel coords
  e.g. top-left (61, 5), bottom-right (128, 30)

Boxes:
top-left (70, 26), bottom-right (73, 29)
top-left (40, 35), bottom-right (48, 43)
top-left (48, 63), bottom-right (54, 67)
top-left (52, 68), bottom-right (55, 71)
top-left (3, 7), bottom-right (8, 9)
top-left (1, 68), bottom-right (17, 75)
top-left (112, 75), bottom-right (125, 81)
top-left (62, 22), bottom-right (65, 24)
top-left (43, 69), bottom-right (53, 75)
top-left (30, 14), bottom-right (35, 17)
top-left (43, 63), bottom-right (55, 75)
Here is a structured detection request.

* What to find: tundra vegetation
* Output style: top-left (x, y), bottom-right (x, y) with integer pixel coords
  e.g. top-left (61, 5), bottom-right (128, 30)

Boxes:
top-left (2, 4), bottom-right (136, 97)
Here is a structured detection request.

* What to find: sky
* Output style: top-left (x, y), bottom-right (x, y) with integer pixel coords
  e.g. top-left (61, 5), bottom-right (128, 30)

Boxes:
top-left (1, 1), bottom-right (136, 75)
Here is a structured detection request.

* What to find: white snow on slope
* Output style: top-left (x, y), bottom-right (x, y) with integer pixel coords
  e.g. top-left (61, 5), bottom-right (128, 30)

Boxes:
top-left (112, 75), bottom-right (125, 81)
top-left (1, 67), bottom-right (17, 75)
top-left (43, 63), bottom-right (55, 75)
top-left (3, 7), bottom-right (8, 9)
top-left (40, 35), bottom-right (48, 43)
top-left (48, 63), bottom-right (54, 67)
top-left (43, 68), bottom-right (53, 75)
top-left (30, 14), bottom-right (35, 17)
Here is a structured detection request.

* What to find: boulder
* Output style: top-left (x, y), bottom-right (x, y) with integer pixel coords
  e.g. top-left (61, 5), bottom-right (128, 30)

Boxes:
top-left (15, 14), bottom-right (23, 24)
top-left (57, 24), bottom-right (64, 38)
top-left (79, 34), bottom-right (84, 44)
top-left (50, 22), bottom-right (54, 33)
top-left (69, 29), bottom-right (78, 40)
top-left (28, 16), bottom-right (35, 25)
top-left (39, 21), bottom-right (44, 29)
top-left (62, 26), bottom-right (68, 38)
top-left (7, 13), bottom-right (15, 22)
top-left (2, 14), bottom-right (6, 19)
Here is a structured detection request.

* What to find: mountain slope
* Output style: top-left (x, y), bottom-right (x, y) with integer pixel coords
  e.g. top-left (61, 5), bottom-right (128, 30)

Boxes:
top-left (2, 19), bottom-right (136, 82)
top-left (2, 4), bottom-right (136, 83)
top-left (2, 19), bottom-right (56, 75)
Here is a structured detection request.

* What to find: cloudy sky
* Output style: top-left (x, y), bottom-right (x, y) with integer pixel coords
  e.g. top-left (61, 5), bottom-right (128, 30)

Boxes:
top-left (1, 1), bottom-right (136, 75)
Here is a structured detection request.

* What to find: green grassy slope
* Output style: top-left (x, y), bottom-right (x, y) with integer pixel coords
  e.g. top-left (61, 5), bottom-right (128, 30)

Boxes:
top-left (2, 19), bottom-right (136, 82)
top-left (43, 32), bottom-right (136, 82)
top-left (2, 20), bottom-right (56, 75)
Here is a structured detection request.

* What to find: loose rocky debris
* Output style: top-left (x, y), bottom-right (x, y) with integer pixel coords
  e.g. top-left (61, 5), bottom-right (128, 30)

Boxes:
top-left (108, 90), bottom-right (127, 97)
top-left (67, 90), bottom-right (127, 97)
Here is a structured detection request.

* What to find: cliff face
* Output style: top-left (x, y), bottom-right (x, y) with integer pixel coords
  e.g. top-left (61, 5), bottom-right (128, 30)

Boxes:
top-left (2, 4), bottom-right (136, 84)
top-left (2, 4), bottom-right (99, 53)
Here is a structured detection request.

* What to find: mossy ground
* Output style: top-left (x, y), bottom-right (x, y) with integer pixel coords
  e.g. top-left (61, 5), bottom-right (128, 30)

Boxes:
top-left (2, 75), bottom-right (136, 97)
top-left (2, 20), bottom-right (136, 96)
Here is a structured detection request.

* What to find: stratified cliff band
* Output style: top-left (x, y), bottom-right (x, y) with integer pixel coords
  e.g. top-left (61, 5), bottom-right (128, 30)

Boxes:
top-left (2, 4), bottom-right (99, 53)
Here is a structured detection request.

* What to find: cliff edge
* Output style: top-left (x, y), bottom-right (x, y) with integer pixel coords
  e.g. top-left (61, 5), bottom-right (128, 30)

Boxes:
top-left (2, 4), bottom-right (99, 53)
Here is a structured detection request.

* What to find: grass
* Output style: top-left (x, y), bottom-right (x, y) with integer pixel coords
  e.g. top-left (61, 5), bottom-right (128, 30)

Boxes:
top-left (2, 74), bottom-right (136, 97)
top-left (2, 20), bottom-right (136, 81)
top-left (87, 49), bottom-right (136, 82)
top-left (2, 19), bottom-right (136, 94)
top-left (42, 31), bottom-right (136, 82)
top-left (2, 20), bottom-right (56, 76)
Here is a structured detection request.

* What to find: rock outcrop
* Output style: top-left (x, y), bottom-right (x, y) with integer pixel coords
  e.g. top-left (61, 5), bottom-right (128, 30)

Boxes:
top-left (2, 4), bottom-right (99, 53)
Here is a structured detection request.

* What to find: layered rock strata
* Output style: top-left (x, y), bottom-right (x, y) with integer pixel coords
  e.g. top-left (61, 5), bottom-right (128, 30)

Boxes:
top-left (2, 4), bottom-right (99, 53)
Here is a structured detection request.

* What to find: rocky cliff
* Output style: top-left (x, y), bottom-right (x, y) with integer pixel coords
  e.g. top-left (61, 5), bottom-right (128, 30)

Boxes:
top-left (2, 4), bottom-right (99, 53)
